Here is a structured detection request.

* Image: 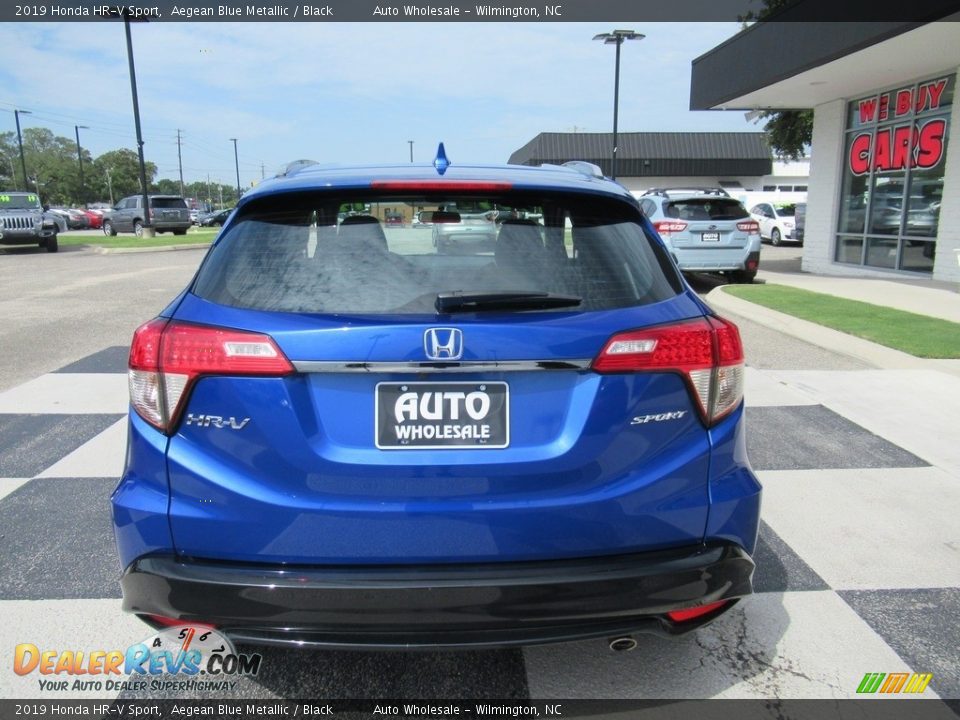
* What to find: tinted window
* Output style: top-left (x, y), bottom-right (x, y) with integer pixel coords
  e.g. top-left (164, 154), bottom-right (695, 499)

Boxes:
top-left (151, 197), bottom-right (187, 209)
top-left (193, 191), bottom-right (681, 315)
top-left (663, 198), bottom-right (749, 221)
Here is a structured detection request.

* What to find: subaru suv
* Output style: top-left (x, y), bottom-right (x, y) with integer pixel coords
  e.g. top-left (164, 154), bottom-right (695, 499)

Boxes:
top-left (640, 191), bottom-right (761, 283)
top-left (113, 155), bottom-right (760, 649)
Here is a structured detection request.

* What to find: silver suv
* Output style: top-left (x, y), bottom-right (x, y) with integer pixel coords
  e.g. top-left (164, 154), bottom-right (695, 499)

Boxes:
top-left (639, 191), bottom-right (760, 283)
top-left (0, 191), bottom-right (59, 253)
top-left (102, 195), bottom-right (191, 237)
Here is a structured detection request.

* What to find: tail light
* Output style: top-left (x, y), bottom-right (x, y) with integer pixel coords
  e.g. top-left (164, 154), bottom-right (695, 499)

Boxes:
top-left (653, 220), bottom-right (688, 237)
top-left (129, 319), bottom-right (294, 433)
top-left (737, 220), bottom-right (759, 235)
top-left (592, 316), bottom-right (745, 426)
top-left (666, 600), bottom-right (730, 623)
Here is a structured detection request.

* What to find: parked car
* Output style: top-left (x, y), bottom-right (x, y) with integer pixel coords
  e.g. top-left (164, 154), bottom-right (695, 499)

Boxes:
top-left (197, 208), bottom-right (232, 227)
top-left (102, 195), bottom-right (191, 237)
top-left (639, 193), bottom-right (761, 283)
top-left (79, 208), bottom-right (103, 229)
top-left (794, 203), bottom-right (806, 243)
top-left (113, 157), bottom-right (760, 649)
top-left (750, 202), bottom-right (800, 246)
top-left (42, 209), bottom-right (67, 235)
top-left (430, 202), bottom-right (499, 254)
top-left (0, 191), bottom-right (59, 252)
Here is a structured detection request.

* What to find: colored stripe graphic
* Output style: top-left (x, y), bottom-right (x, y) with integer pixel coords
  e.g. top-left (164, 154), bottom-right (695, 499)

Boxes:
top-left (857, 672), bottom-right (933, 694)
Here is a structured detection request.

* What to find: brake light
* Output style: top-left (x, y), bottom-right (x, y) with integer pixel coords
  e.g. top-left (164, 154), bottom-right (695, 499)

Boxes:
top-left (737, 220), bottom-right (759, 234)
top-left (592, 316), bottom-right (745, 426)
top-left (653, 220), bottom-right (688, 237)
top-left (128, 320), bottom-right (294, 433)
top-left (369, 181), bottom-right (513, 191)
top-left (666, 600), bottom-right (729, 623)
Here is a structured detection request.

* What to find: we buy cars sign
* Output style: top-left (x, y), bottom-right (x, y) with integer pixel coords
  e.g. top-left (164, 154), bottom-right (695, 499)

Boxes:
top-left (848, 77), bottom-right (950, 176)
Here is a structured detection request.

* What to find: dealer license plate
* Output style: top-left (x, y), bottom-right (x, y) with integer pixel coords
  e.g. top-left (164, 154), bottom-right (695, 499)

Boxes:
top-left (376, 381), bottom-right (509, 449)
top-left (701, 232), bottom-right (720, 242)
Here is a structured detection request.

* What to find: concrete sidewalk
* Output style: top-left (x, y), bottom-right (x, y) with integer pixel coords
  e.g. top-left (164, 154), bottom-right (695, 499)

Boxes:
top-left (705, 264), bottom-right (960, 377)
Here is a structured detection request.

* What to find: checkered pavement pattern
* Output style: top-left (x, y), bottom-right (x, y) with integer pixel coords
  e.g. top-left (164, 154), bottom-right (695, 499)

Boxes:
top-left (1, 349), bottom-right (958, 702)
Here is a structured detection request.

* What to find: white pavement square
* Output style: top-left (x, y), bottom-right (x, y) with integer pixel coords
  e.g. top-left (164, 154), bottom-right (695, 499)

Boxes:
top-left (0, 374), bottom-right (128, 415)
top-left (760, 466), bottom-right (960, 590)
top-left (37, 419), bottom-right (128, 479)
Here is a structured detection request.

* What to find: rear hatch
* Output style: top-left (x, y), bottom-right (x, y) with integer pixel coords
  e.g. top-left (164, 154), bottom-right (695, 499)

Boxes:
top-left (150, 187), bottom-right (738, 566)
top-left (150, 197), bottom-right (190, 225)
top-left (656, 197), bottom-right (755, 260)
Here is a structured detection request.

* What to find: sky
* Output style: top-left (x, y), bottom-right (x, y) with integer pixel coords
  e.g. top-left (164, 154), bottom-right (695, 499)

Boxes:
top-left (0, 21), bottom-right (756, 190)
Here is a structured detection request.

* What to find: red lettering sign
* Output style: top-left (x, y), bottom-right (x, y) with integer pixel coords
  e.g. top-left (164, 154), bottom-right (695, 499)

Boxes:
top-left (847, 120), bottom-right (947, 175)
top-left (855, 77), bottom-right (950, 126)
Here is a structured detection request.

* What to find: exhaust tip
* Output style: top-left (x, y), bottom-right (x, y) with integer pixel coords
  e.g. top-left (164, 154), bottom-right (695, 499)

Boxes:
top-left (608, 636), bottom-right (637, 652)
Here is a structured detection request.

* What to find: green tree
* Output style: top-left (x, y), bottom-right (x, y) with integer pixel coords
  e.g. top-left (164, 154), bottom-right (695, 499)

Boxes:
top-left (153, 178), bottom-right (181, 195)
top-left (19, 127), bottom-right (94, 205)
top-left (741, 0), bottom-right (813, 160)
top-left (92, 149), bottom-right (157, 205)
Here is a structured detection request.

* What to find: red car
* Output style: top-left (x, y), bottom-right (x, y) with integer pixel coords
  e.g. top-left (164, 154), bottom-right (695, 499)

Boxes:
top-left (79, 209), bottom-right (103, 229)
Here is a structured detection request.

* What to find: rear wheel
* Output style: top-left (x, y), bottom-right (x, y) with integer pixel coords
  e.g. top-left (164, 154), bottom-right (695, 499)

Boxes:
top-left (729, 270), bottom-right (756, 284)
top-left (173, 229), bottom-right (187, 236)
top-left (103, 220), bottom-right (116, 237)
top-left (44, 234), bottom-right (59, 253)
top-left (134, 221), bottom-right (144, 237)
top-left (771, 228), bottom-right (782, 246)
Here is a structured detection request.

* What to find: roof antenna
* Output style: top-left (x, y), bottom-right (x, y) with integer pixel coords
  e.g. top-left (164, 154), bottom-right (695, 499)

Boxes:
top-left (433, 143), bottom-right (450, 176)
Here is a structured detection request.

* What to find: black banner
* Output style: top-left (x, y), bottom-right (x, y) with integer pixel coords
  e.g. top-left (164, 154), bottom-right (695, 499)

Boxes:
top-left (2, 0), bottom-right (960, 23)
top-left (1, 700), bottom-right (959, 720)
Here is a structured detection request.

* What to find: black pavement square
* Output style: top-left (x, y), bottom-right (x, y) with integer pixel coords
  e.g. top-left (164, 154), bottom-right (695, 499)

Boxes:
top-left (840, 588), bottom-right (960, 700)
top-left (752, 521), bottom-right (829, 593)
top-left (54, 346), bottom-right (129, 374)
top-left (0, 477), bottom-right (122, 600)
top-left (746, 405), bottom-right (929, 471)
top-left (0, 414), bottom-right (123, 477)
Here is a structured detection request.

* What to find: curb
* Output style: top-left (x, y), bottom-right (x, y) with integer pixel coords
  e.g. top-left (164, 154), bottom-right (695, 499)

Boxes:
top-left (705, 285), bottom-right (960, 374)
top-left (88, 243), bottom-right (211, 255)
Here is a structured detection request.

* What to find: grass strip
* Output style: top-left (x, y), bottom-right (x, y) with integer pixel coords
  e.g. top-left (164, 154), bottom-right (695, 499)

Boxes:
top-left (723, 283), bottom-right (960, 358)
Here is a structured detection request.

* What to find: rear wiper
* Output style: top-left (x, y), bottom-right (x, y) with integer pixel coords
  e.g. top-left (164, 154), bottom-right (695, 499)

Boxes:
top-left (435, 291), bottom-right (582, 313)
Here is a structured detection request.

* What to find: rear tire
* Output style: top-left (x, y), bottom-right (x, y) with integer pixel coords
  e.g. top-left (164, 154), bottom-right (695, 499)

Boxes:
top-left (729, 270), bottom-right (756, 284)
top-left (103, 220), bottom-right (116, 237)
top-left (45, 234), bottom-right (58, 253)
top-left (173, 229), bottom-right (187, 236)
top-left (134, 221), bottom-right (144, 237)
top-left (771, 228), bottom-right (782, 246)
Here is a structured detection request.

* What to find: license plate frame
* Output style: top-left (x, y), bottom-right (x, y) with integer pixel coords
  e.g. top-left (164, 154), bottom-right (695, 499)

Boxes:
top-left (375, 381), bottom-right (509, 450)
top-left (701, 232), bottom-right (721, 242)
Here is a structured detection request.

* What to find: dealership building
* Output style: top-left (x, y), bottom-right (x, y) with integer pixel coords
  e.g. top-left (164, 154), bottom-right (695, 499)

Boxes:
top-left (691, 14), bottom-right (960, 282)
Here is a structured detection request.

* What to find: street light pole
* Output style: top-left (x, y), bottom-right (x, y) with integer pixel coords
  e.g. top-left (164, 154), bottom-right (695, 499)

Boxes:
top-left (14, 109), bottom-right (31, 192)
top-left (75, 124), bottom-right (89, 208)
top-left (593, 30), bottom-right (643, 181)
top-left (229, 138), bottom-right (241, 202)
top-left (408, 140), bottom-right (414, 163)
top-left (123, 15), bottom-right (152, 232)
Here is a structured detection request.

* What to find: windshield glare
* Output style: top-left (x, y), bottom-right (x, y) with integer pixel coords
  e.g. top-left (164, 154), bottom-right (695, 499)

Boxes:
top-left (192, 192), bottom-right (681, 315)
top-left (0, 193), bottom-right (41, 210)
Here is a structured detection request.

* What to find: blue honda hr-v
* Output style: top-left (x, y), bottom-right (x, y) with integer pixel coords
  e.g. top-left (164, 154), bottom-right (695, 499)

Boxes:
top-left (112, 154), bottom-right (760, 648)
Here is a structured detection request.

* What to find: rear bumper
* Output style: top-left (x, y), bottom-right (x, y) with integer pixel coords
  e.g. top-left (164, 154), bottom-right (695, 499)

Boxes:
top-left (122, 543), bottom-right (754, 649)
top-left (672, 243), bottom-right (759, 272)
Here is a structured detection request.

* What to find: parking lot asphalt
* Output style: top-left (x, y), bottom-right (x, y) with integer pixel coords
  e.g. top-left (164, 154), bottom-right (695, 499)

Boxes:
top-left (0, 243), bottom-right (958, 703)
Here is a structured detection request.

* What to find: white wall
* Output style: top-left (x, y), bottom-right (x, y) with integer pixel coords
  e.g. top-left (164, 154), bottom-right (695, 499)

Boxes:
top-left (934, 67), bottom-right (960, 283)
top-left (802, 99), bottom-right (846, 275)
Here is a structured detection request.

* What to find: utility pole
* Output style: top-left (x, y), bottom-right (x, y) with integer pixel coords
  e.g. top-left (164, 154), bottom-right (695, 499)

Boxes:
top-left (106, 168), bottom-right (114, 205)
top-left (408, 140), bottom-right (414, 163)
top-left (124, 15), bottom-right (152, 232)
top-left (261, 162), bottom-right (265, 179)
top-left (206, 173), bottom-right (211, 210)
top-left (176, 129), bottom-right (185, 198)
top-left (218, 184), bottom-right (223, 210)
top-left (229, 138), bottom-right (240, 202)
top-left (75, 125), bottom-right (89, 208)
top-left (593, 30), bottom-right (644, 180)
top-left (14, 109), bottom-right (31, 192)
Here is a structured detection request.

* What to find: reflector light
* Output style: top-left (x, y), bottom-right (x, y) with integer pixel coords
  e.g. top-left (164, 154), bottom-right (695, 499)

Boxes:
top-left (128, 320), bottom-right (294, 433)
top-left (666, 600), bottom-right (729, 623)
top-left (592, 316), bottom-right (745, 426)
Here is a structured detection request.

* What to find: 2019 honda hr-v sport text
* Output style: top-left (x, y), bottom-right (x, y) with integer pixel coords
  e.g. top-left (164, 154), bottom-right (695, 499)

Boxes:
top-left (112, 154), bottom-right (760, 649)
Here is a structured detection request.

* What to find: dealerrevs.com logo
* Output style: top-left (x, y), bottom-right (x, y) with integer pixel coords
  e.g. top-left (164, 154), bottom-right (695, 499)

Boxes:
top-left (14, 625), bottom-right (262, 693)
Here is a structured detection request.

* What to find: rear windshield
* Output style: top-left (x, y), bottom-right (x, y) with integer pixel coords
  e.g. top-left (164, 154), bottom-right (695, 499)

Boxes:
top-left (664, 198), bottom-right (749, 221)
top-left (150, 198), bottom-right (187, 209)
top-left (0, 193), bottom-right (41, 210)
top-left (192, 191), bottom-right (681, 315)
